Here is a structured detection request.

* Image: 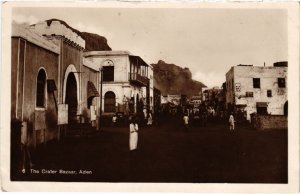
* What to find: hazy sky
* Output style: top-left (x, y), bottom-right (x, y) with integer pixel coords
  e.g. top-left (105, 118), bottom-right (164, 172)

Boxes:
top-left (13, 7), bottom-right (287, 87)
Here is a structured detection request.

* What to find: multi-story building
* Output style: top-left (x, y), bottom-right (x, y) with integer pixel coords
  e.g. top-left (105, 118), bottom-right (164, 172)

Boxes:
top-left (225, 62), bottom-right (288, 121)
top-left (202, 87), bottom-right (223, 106)
top-left (31, 20), bottom-right (100, 126)
top-left (83, 51), bottom-right (151, 116)
top-left (142, 64), bottom-right (154, 112)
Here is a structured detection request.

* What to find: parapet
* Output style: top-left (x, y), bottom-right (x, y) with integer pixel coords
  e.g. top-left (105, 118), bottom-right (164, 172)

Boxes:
top-left (30, 20), bottom-right (85, 49)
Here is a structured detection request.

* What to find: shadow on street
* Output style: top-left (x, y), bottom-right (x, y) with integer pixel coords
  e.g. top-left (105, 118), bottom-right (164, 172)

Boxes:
top-left (13, 118), bottom-right (287, 183)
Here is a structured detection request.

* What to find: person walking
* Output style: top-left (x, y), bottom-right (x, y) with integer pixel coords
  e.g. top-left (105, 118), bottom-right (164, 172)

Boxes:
top-left (147, 112), bottom-right (153, 126)
top-left (183, 114), bottom-right (189, 132)
top-left (229, 112), bottom-right (235, 131)
top-left (129, 116), bottom-right (139, 151)
top-left (143, 108), bottom-right (147, 126)
top-left (112, 114), bottom-right (117, 127)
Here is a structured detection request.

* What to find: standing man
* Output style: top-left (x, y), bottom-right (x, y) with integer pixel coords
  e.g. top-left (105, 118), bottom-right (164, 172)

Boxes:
top-left (129, 116), bottom-right (139, 151)
top-left (229, 112), bottom-right (235, 131)
top-left (183, 113), bottom-right (189, 132)
top-left (143, 108), bottom-right (147, 126)
top-left (147, 111), bottom-right (153, 126)
top-left (112, 114), bottom-right (117, 127)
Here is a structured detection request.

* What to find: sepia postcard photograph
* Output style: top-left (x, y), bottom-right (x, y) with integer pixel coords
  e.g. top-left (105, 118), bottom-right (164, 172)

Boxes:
top-left (1, 1), bottom-right (299, 193)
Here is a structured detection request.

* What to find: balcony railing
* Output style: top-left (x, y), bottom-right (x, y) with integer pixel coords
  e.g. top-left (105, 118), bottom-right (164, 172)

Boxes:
top-left (129, 73), bottom-right (149, 86)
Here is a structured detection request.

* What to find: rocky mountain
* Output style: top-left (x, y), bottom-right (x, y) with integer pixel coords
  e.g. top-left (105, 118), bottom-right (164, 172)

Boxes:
top-left (44, 19), bottom-right (111, 51)
top-left (42, 19), bottom-right (205, 95)
top-left (81, 32), bottom-right (111, 51)
top-left (152, 60), bottom-right (206, 97)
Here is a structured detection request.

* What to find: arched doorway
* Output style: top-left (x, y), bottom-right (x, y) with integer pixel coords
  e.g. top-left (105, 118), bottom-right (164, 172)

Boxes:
top-left (284, 101), bottom-right (288, 116)
top-left (65, 73), bottom-right (78, 123)
top-left (104, 91), bottom-right (116, 113)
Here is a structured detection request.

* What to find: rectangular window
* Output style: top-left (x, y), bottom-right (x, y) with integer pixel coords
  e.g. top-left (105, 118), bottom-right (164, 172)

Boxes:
top-left (246, 92), bottom-right (253, 97)
top-left (102, 66), bottom-right (114, 82)
top-left (257, 107), bottom-right (268, 115)
top-left (278, 78), bottom-right (286, 88)
top-left (253, 78), bottom-right (260, 88)
top-left (267, 90), bottom-right (272, 97)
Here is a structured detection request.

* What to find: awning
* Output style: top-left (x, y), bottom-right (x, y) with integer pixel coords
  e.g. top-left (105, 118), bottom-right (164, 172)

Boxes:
top-left (87, 81), bottom-right (100, 99)
top-left (129, 55), bottom-right (148, 66)
top-left (256, 102), bottom-right (268, 107)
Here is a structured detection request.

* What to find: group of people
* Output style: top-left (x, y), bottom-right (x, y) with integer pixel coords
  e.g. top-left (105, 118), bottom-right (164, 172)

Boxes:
top-left (182, 112), bottom-right (236, 132)
top-left (111, 110), bottom-right (153, 128)
top-left (128, 109), bottom-right (236, 152)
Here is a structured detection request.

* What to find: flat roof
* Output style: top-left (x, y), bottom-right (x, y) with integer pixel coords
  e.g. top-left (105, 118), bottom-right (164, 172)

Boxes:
top-left (12, 22), bottom-right (60, 54)
top-left (83, 50), bottom-right (131, 57)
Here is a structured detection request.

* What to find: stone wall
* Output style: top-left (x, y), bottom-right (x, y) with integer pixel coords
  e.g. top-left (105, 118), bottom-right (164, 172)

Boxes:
top-left (251, 114), bottom-right (287, 130)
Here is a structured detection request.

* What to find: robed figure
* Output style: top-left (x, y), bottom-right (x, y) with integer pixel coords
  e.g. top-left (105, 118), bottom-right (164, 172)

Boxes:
top-left (129, 117), bottom-right (139, 151)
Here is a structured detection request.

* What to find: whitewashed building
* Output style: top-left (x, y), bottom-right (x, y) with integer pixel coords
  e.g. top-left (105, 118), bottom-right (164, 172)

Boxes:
top-left (83, 51), bottom-right (151, 116)
top-left (146, 64), bottom-right (154, 112)
top-left (225, 62), bottom-right (288, 121)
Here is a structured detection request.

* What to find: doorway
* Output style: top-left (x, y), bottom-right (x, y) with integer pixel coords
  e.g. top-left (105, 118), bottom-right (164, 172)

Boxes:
top-left (104, 91), bottom-right (116, 113)
top-left (284, 101), bottom-right (288, 116)
top-left (65, 73), bottom-right (78, 124)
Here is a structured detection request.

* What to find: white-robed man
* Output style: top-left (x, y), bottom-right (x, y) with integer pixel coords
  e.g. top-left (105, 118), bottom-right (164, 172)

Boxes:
top-left (129, 116), bottom-right (139, 151)
top-left (229, 113), bottom-right (235, 131)
top-left (147, 112), bottom-right (153, 126)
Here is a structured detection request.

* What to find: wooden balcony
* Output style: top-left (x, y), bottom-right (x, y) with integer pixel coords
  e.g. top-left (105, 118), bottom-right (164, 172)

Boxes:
top-left (129, 73), bottom-right (149, 87)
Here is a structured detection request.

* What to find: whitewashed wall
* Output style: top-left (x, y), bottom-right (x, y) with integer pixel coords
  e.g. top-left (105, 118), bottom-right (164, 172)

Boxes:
top-left (226, 65), bottom-right (287, 120)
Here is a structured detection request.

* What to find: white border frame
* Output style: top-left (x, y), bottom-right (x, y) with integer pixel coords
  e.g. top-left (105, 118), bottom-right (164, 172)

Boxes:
top-left (1, 2), bottom-right (299, 193)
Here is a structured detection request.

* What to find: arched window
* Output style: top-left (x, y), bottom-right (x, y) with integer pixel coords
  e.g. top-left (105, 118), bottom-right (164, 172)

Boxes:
top-left (36, 69), bottom-right (46, 107)
top-left (104, 91), bottom-right (116, 113)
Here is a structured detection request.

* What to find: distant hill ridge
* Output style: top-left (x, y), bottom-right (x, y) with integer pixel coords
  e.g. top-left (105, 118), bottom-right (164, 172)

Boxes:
top-left (40, 19), bottom-right (206, 95)
top-left (152, 60), bottom-right (206, 97)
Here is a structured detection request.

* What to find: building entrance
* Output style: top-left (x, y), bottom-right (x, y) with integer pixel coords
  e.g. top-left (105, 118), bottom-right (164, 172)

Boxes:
top-left (65, 73), bottom-right (78, 124)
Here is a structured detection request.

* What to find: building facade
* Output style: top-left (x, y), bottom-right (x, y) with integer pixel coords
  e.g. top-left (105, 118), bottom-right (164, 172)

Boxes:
top-left (225, 63), bottom-right (288, 121)
top-left (153, 87), bottom-right (161, 114)
top-left (142, 64), bottom-right (154, 112)
top-left (83, 51), bottom-right (151, 117)
top-left (11, 20), bottom-right (100, 147)
top-left (11, 22), bottom-right (60, 145)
